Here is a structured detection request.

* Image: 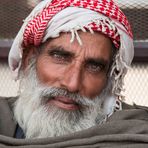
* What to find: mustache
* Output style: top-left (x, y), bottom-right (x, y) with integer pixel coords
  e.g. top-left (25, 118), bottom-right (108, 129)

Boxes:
top-left (37, 86), bottom-right (96, 107)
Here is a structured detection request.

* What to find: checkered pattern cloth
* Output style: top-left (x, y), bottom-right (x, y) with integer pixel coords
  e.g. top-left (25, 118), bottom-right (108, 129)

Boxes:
top-left (23, 0), bottom-right (132, 48)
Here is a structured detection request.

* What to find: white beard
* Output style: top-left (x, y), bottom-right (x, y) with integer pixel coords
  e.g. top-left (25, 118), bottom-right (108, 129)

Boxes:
top-left (14, 60), bottom-right (110, 139)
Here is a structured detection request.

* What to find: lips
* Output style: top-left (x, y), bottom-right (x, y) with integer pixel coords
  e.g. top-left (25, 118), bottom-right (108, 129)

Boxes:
top-left (48, 96), bottom-right (79, 110)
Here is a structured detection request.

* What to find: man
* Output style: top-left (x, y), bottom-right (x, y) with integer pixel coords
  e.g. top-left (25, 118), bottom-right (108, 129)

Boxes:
top-left (1, 0), bottom-right (148, 147)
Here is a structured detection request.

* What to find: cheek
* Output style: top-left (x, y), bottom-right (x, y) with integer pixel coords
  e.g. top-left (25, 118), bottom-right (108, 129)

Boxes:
top-left (83, 74), bottom-right (107, 98)
top-left (36, 57), bottom-right (64, 85)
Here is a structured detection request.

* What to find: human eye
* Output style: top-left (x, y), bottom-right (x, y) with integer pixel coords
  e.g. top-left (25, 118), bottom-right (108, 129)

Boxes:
top-left (85, 60), bottom-right (106, 74)
top-left (48, 48), bottom-right (72, 64)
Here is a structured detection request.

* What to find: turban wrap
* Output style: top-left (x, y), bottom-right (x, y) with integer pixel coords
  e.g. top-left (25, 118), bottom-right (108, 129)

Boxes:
top-left (8, 0), bottom-right (134, 97)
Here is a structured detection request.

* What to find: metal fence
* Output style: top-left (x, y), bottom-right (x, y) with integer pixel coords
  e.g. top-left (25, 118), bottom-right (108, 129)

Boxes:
top-left (0, 0), bottom-right (40, 39)
top-left (0, 0), bottom-right (148, 106)
top-left (115, 0), bottom-right (148, 41)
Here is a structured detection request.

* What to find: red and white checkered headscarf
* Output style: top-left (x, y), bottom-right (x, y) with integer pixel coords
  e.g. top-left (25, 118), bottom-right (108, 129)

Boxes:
top-left (9, 0), bottom-right (134, 91)
top-left (23, 0), bottom-right (132, 47)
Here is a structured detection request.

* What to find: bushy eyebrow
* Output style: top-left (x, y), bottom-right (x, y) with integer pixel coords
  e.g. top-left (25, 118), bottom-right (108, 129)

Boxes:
top-left (47, 46), bottom-right (74, 57)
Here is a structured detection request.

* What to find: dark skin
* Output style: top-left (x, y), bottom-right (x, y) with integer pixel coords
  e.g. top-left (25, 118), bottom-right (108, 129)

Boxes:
top-left (24, 31), bottom-right (113, 110)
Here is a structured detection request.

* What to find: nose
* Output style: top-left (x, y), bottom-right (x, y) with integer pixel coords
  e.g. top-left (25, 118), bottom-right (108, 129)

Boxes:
top-left (60, 65), bottom-right (82, 93)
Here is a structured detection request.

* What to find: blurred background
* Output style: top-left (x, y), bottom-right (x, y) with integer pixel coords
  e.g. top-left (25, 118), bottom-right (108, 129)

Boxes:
top-left (0, 0), bottom-right (148, 106)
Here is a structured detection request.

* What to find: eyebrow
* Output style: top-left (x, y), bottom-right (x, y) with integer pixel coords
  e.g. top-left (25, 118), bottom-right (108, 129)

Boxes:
top-left (48, 46), bottom-right (74, 57)
top-left (86, 58), bottom-right (109, 65)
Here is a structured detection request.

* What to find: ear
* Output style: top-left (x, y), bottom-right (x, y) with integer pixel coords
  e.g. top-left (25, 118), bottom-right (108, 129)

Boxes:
top-left (22, 46), bottom-right (38, 70)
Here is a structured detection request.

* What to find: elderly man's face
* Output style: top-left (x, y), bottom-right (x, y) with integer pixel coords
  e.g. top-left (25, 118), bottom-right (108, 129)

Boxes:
top-left (15, 31), bottom-right (113, 138)
top-left (36, 31), bottom-right (112, 110)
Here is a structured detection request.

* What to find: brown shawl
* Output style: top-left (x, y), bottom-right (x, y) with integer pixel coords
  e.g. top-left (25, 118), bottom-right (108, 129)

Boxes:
top-left (0, 97), bottom-right (148, 148)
